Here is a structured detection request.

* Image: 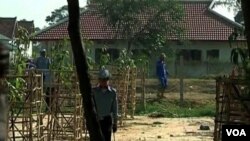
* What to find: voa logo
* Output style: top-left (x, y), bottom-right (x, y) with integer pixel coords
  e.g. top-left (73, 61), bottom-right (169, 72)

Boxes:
top-left (226, 129), bottom-right (247, 136)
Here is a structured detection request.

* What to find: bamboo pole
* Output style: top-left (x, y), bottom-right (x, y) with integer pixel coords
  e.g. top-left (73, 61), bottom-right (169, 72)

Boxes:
top-left (179, 56), bottom-right (184, 106)
top-left (214, 77), bottom-right (250, 140)
top-left (130, 68), bottom-right (137, 118)
top-left (7, 67), bottom-right (136, 140)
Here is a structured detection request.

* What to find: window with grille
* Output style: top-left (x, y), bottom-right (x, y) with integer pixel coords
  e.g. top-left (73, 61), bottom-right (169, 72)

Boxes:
top-left (177, 49), bottom-right (202, 63)
top-left (207, 49), bottom-right (219, 60)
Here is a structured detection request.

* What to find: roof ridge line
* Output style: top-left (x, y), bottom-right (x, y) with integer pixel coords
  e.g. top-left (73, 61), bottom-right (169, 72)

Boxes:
top-left (32, 17), bottom-right (69, 38)
top-left (32, 8), bottom-right (89, 38)
top-left (11, 17), bottom-right (17, 39)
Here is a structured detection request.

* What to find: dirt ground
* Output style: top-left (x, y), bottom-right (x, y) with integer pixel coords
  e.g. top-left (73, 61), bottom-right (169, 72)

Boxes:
top-left (115, 82), bottom-right (215, 141)
top-left (115, 116), bottom-right (214, 141)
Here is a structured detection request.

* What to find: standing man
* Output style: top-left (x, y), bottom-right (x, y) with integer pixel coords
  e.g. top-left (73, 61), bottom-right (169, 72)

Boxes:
top-left (156, 53), bottom-right (169, 98)
top-left (0, 41), bottom-right (9, 140)
top-left (35, 49), bottom-right (51, 80)
top-left (35, 49), bottom-right (53, 111)
top-left (92, 68), bottom-right (118, 141)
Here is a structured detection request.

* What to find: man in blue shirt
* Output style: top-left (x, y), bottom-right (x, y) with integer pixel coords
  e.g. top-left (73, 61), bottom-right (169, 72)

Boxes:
top-left (35, 49), bottom-right (53, 111)
top-left (35, 49), bottom-right (51, 80)
top-left (92, 68), bottom-right (118, 141)
top-left (156, 53), bottom-right (169, 98)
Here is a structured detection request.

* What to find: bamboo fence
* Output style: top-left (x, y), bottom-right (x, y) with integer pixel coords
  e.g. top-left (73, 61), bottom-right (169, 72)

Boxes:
top-left (214, 77), bottom-right (250, 141)
top-left (7, 66), bottom-right (137, 140)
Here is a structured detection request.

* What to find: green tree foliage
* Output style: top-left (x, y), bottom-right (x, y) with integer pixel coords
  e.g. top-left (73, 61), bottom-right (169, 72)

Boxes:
top-left (15, 26), bottom-right (30, 53)
top-left (217, 0), bottom-right (249, 54)
top-left (8, 26), bottom-right (31, 102)
top-left (46, 5), bottom-right (86, 25)
top-left (50, 39), bottom-right (72, 71)
top-left (99, 48), bottom-right (111, 68)
top-left (225, 0), bottom-right (250, 78)
top-left (95, 0), bottom-right (184, 54)
top-left (84, 40), bottom-right (96, 69)
top-left (46, 5), bottom-right (68, 25)
top-left (12, 26), bottom-right (30, 74)
top-left (115, 49), bottom-right (135, 70)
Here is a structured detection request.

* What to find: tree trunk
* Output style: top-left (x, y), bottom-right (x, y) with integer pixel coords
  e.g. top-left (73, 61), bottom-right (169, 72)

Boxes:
top-left (241, 0), bottom-right (250, 56)
top-left (0, 80), bottom-right (8, 141)
top-left (66, 1), bottom-right (104, 141)
top-left (0, 42), bottom-right (9, 141)
top-left (141, 68), bottom-right (146, 110)
top-left (127, 39), bottom-right (132, 54)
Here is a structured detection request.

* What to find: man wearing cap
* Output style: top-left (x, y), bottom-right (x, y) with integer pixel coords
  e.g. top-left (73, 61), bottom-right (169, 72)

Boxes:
top-left (35, 49), bottom-right (53, 111)
top-left (92, 68), bottom-right (118, 141)
top-left (156, 53), bottom-right (169, 98)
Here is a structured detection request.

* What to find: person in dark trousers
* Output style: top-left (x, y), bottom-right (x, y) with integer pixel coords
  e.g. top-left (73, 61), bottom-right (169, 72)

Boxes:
top-left (35, 49), bottom-right (53, 111)
top-left (92, 68), bottom-right (118, 141)
top-left (156, 53), bottom-right (169, 98)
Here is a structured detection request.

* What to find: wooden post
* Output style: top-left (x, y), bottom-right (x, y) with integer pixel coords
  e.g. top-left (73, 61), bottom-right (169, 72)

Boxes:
top-left (179, 56), bottom-right (184, 106)
top-left (130, 68), bottom-right (137, 118)
top-left (214, 78), bottom-right (221, 141)
top-left (142, 68), bottom-right (146, 110)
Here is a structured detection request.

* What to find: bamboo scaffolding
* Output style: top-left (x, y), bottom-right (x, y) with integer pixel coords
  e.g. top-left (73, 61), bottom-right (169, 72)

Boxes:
top-left (126, 68), bottom-right (137, 119)
top-left (8, 70), bottom-right (43, 141)
top-left (8, 67), bottom-right (137, 140)
top-left (42, 70), bottom-right (83, 141)
top-left (214, 77), bottom-right (250, 141)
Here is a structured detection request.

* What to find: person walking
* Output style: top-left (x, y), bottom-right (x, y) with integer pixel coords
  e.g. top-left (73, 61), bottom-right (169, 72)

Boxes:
top-left (156, 53), bottom-right (169, 98)
top-left (92, 68), bottom-right (118, 141)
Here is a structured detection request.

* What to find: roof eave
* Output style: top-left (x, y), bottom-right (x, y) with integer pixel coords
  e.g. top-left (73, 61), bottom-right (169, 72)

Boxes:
top-left (31, 38), bottom-right (70, 42)
top-left (30, 17), bottom-right (69, 39)
top-left (11, 17), bottom-right (18, 39)
top-left (31, 8), bottom-right (89, 40)
top-left (0, 33), bottom-right (11, 41)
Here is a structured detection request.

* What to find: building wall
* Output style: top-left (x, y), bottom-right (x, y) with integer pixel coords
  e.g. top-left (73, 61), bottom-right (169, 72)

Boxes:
top-left (155, 41), bottom-right (234, 78)
top-left (90, 40), bottom-right (235, 78)
top-left (38, 40), bottom-right (235, 78)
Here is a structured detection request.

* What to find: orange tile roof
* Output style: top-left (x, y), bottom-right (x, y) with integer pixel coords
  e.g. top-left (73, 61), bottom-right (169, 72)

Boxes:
top-left (32, 1), bottom-right (242, 41)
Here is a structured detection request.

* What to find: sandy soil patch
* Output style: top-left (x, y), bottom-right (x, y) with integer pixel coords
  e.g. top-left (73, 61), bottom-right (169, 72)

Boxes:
top-left (115, 116), bottom-right (214, 141)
